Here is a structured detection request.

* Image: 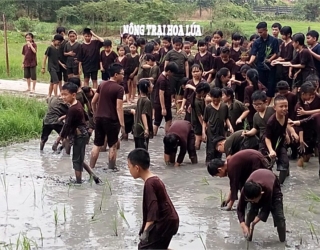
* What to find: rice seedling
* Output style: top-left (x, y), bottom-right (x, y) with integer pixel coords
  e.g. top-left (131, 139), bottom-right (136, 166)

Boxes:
top-left (54, 207), bottom-right (58, 226)
top-left (100, 181), bottom-right (108, 211)
top-left (243, 119), bottom-right (249, 131)
top-left (219, 189), bottom-right (225, 204)
top-left (112, 215), bottom-right (118, 236)
top-left (117, 201), bottom-right (130, 228)
top-left (19, 173), bottom-right (22, 188)
top-left (0, 168), bottom-right (9, 210)
top-left (308, 221), bottom-right (319, 243)
top-left (105, 177), bottom-right (112, 195)
top-left (67, 182), bottom-right (73, 197)
top-left (275, 137), bottom-right (282, 150)
top-left (197, 234), bottom-right (206, 250)
top-left (30, 173), bottom-right (36, 207)
top-left (201, 177), bottom-right (209, 185)
top-left (91, 210), bottom-right (98, 222)
top-left (63, 205), bottom-right (66, 222)
top-left (38, 227), bottom-right (43, 247)
top-left (89, 175), bottom-right (94, 187)
top-left (306, 190), bottom-right (320, 202)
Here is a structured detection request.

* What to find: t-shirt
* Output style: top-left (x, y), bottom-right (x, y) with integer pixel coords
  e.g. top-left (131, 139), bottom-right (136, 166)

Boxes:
top-left (154, 73), bottom-right (171, 107)
top-left (227, 99), bottom-right (248, 131)
top-left (183, 80), bottom-right (198, 108)
top-left (228, 150), bottom-right (267, 201)
top-left (64, 41), bottom-right (81, 68)
top-left (194, 52), bottom-right (212, 72)
top-left (263, 113), bottom-right (288, 150)
top-left (100, 50), bottom-right (118, 71)
top-left (203, 103), bottom-right (229, 137)
top-left (58, 39), bottom-right (68, 64)
top-left (224, 130), bottom-right (245, 157)
top-left (140, 176), bottom-right (179, 237)
top-left (191, 96), bottom-right (205, 130)
top-left (244, 83), bottom-right (267, 123)
top-left (165, 49), bottom-right (188, 75)
top-left (312, 43), bottom-right (320, 77)
top-left (95, 80), bottom-right (124, 121)
top-left (291, 48), bottom-right (316, 81)
top-left (213, 57), bottom-right (236, 75)
top-left (45, 45), bottom-right (60, 71)
top-left (230, 47), bottom-right (241, 62)
top-left (165, 120), bottom-right (193, 164)
top-left (78, 40), bottom-right (103, 72)
top-left (279, 41), bottom-right (294, 62)
top-left (43, 97), bottom-right (68, 125)
top-left (22, 43), bottom-right (37, 67)
top-left (237, 169), bottom-right (282, 223)
top-left (253, 106), bottom-right (275, 139)
top-left (60, 101), bottom-right (88, 139)
top-left (281, 92), bottom-right (297, 120)
top-left (133, 97), bottom-right (153, 138)
top-left (125, 53), bottom-right (140, 75)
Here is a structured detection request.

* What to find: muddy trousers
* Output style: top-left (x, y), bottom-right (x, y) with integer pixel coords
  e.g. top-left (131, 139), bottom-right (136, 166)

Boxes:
top-left (245, 198), bottom-right (286, 242)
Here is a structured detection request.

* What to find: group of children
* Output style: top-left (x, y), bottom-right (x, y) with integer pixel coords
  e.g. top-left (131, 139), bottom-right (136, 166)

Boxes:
top-left (36, 21), bottom-right (320, 248)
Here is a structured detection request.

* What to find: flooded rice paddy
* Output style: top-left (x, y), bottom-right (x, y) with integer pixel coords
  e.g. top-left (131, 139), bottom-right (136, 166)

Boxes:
top-left (1, 129), bottom-right (320, 250)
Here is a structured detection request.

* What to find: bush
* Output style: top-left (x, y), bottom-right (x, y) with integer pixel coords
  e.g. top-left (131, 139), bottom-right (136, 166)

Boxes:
top-left (13, 17), bottom-right (35, 32)
top-left (210, 20), bottom-right (245, 38)
top-left (0, 95), bottom-right (47, 146)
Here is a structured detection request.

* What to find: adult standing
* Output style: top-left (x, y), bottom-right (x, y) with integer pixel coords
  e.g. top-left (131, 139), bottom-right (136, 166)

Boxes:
top-left (248, 22), bottom-right (279, 105)
top-left (90, 63), bottom-right (126, 170)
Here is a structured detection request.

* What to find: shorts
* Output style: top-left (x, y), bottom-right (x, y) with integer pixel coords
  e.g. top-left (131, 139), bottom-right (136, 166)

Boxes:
top-left (41, 123), bottom-right (63, 142)
top-left (67, 67), bottom-right (79, 76)
top-left (153, 104), bottom-right (172, 127)
top-left (258, 68), bottom-right (276, 98)
top-left (101, 71), bottom-right (110, 81)
top-left (94, 117), bottom-right (120, 147)
top-left (57, 65), bottom-right (68, 82)
top-left (24, 66), bottom-right (37, 80)
top-left (169, 73), bottom-right (185, 96)
top-left (72, 135), bottom-right (88, 172)
top-left (49, 69), bottom-right (59, 84)
top-left (134, 137), bottom-right (149, 150)
top-left (83, 71), bottom-right (98, 81)
top-left (193, 122), bottom-right (202, 136)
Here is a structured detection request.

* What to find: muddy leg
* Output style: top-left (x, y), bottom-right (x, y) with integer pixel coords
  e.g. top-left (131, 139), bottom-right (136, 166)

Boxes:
top-left (272, 198), bottom-right (286, 242)
top-left (108, 142), bottom-right (118, 170)
top-left (90, 145), bottom-right (101, 169)
top-left (164, 120), bottom-right (172, 134)
top-left (245, 204), bottom-right (258, 242)
top-left (63, 139), bottom-right (71, 155)
top-left (74, 171), bottom-right (82, 183)
top-left (82, 162), bottom-right (102, 184)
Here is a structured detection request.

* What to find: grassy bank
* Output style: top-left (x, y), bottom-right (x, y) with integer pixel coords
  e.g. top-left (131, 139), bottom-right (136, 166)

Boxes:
top-left (0, 94), bottom-right (46, 146)
top-left (1, 19), bottom-right (320, 81)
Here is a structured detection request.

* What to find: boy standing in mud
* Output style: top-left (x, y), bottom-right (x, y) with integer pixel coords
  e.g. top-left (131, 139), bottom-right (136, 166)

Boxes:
top-left (53, 82), bottom-right (101, 184)
top-left (127, 148), bottom-right (179, 249)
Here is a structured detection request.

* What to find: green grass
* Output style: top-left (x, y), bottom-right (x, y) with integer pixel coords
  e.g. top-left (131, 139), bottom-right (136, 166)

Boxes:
top-left (0, 94), bottom-right (46, 146)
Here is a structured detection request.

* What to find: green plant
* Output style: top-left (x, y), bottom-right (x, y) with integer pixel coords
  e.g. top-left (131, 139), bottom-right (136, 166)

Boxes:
top-left (100, 181), bottom-right (108, 211)
top-left (0, 168), bottom-right (9, 210)
top-left (105, 177), bottom-right (112, 195)
top-left (13, 17), bottom-right (35, 32)
top-left (117, 201), bottom-right (130, 228)
top-left (201, 177), bottom-right (210, 185)
top-left (307, 190), bottom-right (320, 202)
top-left (63, 205), bottom-right (66, 222)
top-left (54, 207), bottom-right (58, 226)
top-left (38, 227), bottom-right (43, 247)
top-left (243, 119), bottom-right (249, 131)
top-left (113, 215), bottom-right (118, 236)
top-left (275, 137), bottom-right (282, 150)
top-left (198, 234), bottom-right (206, 250)
top-left (30, 174), bottom-right (36, 207)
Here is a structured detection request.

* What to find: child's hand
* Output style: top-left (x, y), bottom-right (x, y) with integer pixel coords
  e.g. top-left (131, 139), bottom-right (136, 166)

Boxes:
top-left (229, 126), bottom-right (234, 134)
top-left (241, 224), bottom-right (250, 238)
top-left (100, 67), bottom-right (105, 72)
top-left (41, 68), bottom-right (45, 74)
top-left (293, 72), bottom-right (299, 79)
top-left (177, 107), bottom-right (184, 114)
top-left (69, 51), bottom-right (75, 56)
top-left (129, 73), bottom-right (134, 79)
top-left (298, 140), bottom-right (308, 153)
top-left (61, 64), bottom-right (67, 69)
top-left (161, 109), bottom-right (167, 116)
top-left (297, 107), bottom-right (306, 116)
top-left (236, 118), bottom-right (242, 125)
top-left (269, 150), bottom-right (277, 158)
top-left (21, 63), bottom-right (24, 69)
top-left (202, 133), bottom-right (207, 142)
top-left (79, 68), bottom-right (82, 76)
top-left (130, 109), bottom-right (135, 115)
top-left (291, 132), bottom-right (299, 142)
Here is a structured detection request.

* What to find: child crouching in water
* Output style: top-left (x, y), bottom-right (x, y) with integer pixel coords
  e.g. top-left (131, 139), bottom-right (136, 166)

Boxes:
top-left (53, 82), bottom-right (101, 185)
top-left (127, 148), bottom-right (179, 249)
top-left (132, 79), bottom-right (153, 150)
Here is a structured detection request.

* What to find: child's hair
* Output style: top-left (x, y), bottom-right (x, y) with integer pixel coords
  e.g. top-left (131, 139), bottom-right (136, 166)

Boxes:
top-left (292, 33), bottom-right (305, 45)
top-left (246, 69), bottom-right (259, 91)
top-left (300, 81), bottom-right (315, 96)
top-left (138, 79), bottom-right (150, 94)
top-left (152, 38), bottom-right (161, 46)
top-left (137, 37), bottom-right (147, 47)
top-left (250, 34), bottom-right (259, 41)
top-left (207, 158), bottom-right (225, 176)
top-left (218, 40), bottom-right (228, 47)
top-left (274, 94), bottom-right (287, 105)
top-left (103, 39), bottom-right (112, 47)
top-left (272, 22), bottom-right (282, 30)
top-left (145, 54), bottom-right (156, 62)
top-left (117, 44), bottom-right (125, 51)
top-left (162, 35), bottom-right (172, 43)
top-left (191, 64), bottom-right (202, 72)
top-left (305, 74), bottom-right (319, 88)
top-left (180, 77), bottom-right (189, 87)
top-left (108, 63), bottom-right (123, 77)
top-left (172, 36), bottom-right (183, 44)
top-left (81, 86), bottom-right (92, 94)
top-left (222, 87), bottom-right (234, 100)
top-left (306, 30), bottom-right (319, 41)
top-left (215, 68), bottom-right (230, 88)
top-left (165, 62), bottom-right (179, 74)
top-left (240, 64), bottom-right (251, 74)
top-left (251, 90), bottom-right (267, 102)
top-left (68, 77), bottom-right (81, 88)
top-left (163, 134), bottom-right (179, 152)
top-left (243, 181), bottom-right (262, 200)
top-left (280, 26), bottom-right (292, 38)
top-left (204, 36), bottom-right (212, 44)
top-left (196, 81), bottom-right (210, 94)
top-left (210, 87), bottom-right (222, 98)
top-left (220, 46), bottom-right (230, 54)
top-left (127, 148), bottom-right (150, 170)
top-left (25, 32), bottom-right (34, 42)
top-left (232, 33), bottom-right (242, 41)
top-left (122, 33), bottom-right (129, 39)
top-left (144, 42), bottom-right (154, 54)
top-left (213, 30), bottom-right (223, 38)
top-left (276, 81), bottom-right (290, 92)
top-left (53, 34), bottom-right (64, 42)
top-left (197, 39), bottom-right (206, 48)
top-left (130, 42), bottom-right (138, 49)
top-left (183, 41), bottom-right (191, 47)
top-left (83, 28), bottom-right (91, 35)
top-left (129, 34), bottom-right (137, 41)
top-left (56, 27), bottom-right (66, 34)
top-left (62, 82), bottom-right (78, 94)
top-left (256, 22), bottom-right (267, 29)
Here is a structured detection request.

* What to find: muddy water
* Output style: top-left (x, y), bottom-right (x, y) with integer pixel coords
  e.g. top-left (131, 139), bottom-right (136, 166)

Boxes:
top-left (1, 130), bottom-right (320, 250)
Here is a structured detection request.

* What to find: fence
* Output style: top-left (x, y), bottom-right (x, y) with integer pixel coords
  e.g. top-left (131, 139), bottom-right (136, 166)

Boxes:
top-left (253, 6), bottom-right (293, 15)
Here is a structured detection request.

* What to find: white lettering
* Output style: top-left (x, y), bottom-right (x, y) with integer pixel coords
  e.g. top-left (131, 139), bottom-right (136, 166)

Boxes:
top-left (167, 25), bottom-right (173, 36)
top-left (157, 25), bottom-right (162, 36)
top-left (178, 25), bottom-right (184, 36)
top-left (194, 25), bottom-right (202, 36)
top-left (151, 25), bottom-right (157, 36)
top-left (185, 25), bottom-right (190, 36)
top-left (140, 25), bottom-right (145, 36)
top-left (133, 25), bottom-right (140, 35)
top-left (123, 25), bottom-right (129, 34)
top-left (172, 25), bottom-right (179, 36)
top-left (128, 23), bottom-right (134, 35)
top-left (146, 25), bottom-right (152, 36)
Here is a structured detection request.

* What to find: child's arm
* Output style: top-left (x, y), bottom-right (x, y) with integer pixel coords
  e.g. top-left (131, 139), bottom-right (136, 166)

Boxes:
top-left (287, 124), bottom-right (299, 142)
top-left (265, 137), bottom-right (276, 158)
top-left (91, 92), bottom-right (99, 114)
top-left (100, 61), bottom-right (104, 72)
top-left (41, 55), bottom-right (48, 74)
top-left (78, 62), bottom-right (82, 76)
top-left (297, 107), bottom-right (320, 116)
top-left (236, 110), bottom-right (249, 125)
top-left (202, 121), bottom-right (207, 142)
top-left (243, 128), bottom-right (257, 136)
top-left (159, 90), bottom-right (166, 113)
top-left (141, 113), bottom-right (149, 137)
top-left (28, 42), bottom-right (37, 54)
top-left (226, 118), bottom-right (234, 134)
top-left (91, 30), bottom-right (104, 43)
top-left (308, 48), bottom-right (320, 61)
top-left (22, 55), bottom-right (25, 69)
top-left (185, 60), bottom-right (189, 78)
top-left (59, 60), bottom-right (67, 69)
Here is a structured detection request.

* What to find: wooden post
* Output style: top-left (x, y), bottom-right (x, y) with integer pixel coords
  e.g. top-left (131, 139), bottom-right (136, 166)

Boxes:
top-left (3, 14), bottom-right (9, 76)
top-left (308, 26), bottom-right (311, 32)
